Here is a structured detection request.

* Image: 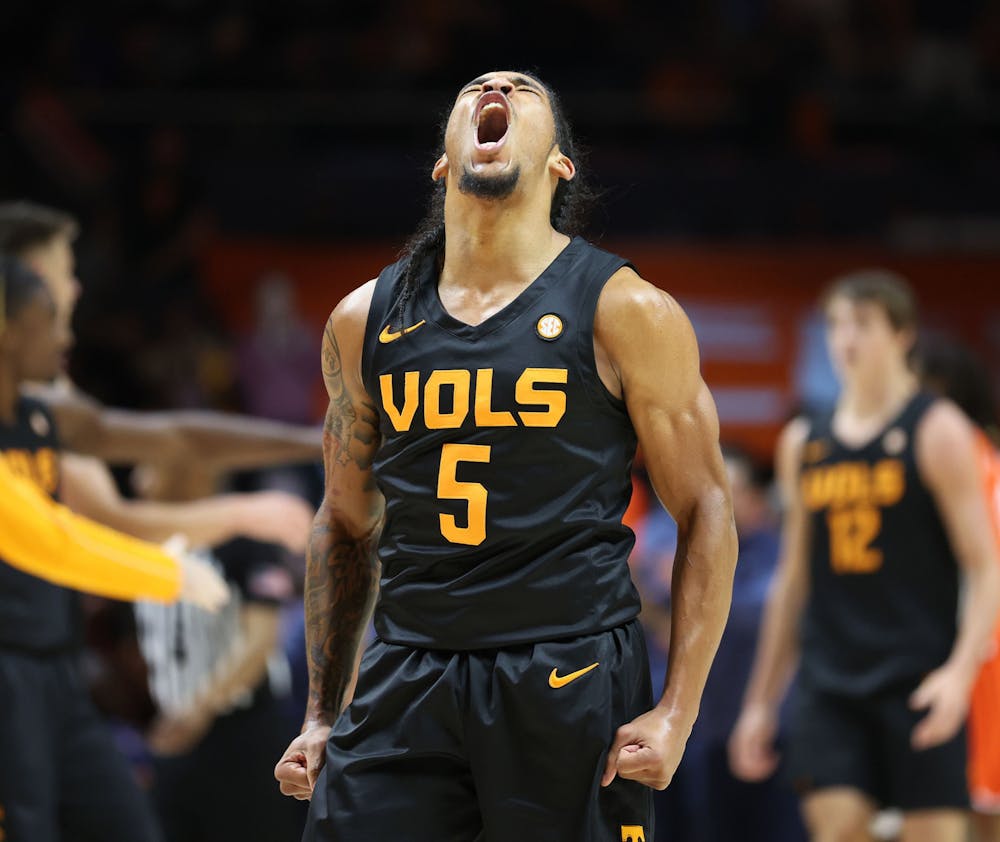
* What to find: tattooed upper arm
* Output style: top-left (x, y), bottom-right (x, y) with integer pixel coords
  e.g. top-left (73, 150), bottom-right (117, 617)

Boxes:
top-left (319, 281), bottom-right (383, 530)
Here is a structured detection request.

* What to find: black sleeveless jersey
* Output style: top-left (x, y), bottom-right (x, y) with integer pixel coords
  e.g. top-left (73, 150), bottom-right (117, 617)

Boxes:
top-left (0, 396), bottom-right (79, 652)
top-left (799, 392), bottom-right (958, 695)
top-left (361, 237), bottom-right (642, 649)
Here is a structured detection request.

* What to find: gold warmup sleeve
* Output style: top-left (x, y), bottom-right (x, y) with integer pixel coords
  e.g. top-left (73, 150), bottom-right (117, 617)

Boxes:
top-left (0, 454), bottom-right (182, 602)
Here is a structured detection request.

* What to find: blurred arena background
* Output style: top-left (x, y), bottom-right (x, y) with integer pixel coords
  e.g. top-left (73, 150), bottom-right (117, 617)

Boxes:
top-left (3, 0), bottom-right (998, 453)
top-left (2, 2), bottom-right (999, 840)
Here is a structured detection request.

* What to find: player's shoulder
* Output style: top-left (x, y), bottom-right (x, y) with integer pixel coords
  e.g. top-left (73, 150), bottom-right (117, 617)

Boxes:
top-left (599, 265), bottom-right (680, 311)
top-left (596, 265), bottom-right (691, 339)
top-left (20, 380), bottom-right (92, 420)
top-left (778, 416), bottom-right (812, 462)
top-left (16, 387), bottom-right (53, 415)
top-left (325, 279), bottom-right (378, 339)
top-left (915, 396), bottom-right (976, 454)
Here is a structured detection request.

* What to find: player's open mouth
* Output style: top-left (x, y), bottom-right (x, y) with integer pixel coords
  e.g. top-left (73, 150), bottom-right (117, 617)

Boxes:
top-left (474, 92), bottom-right (510, 150)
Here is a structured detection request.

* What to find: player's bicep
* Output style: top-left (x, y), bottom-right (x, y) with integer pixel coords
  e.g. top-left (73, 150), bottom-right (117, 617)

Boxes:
top-left (56, 397), bottom-right (185, 465)
top-left (918, 403), bottom-right (997, 573)
top-left (608, 284), bottom-right (727, 521)
top-left (59, 453), bottom-right (122, 516)
top-left (635, 380), bottom-right (729, 522)
top-left (33, 387), bottom-right (104, 455)
top-left (773, 418), bottom-right (811, 594)
top-left (318, 292), bottom-right (383, 532)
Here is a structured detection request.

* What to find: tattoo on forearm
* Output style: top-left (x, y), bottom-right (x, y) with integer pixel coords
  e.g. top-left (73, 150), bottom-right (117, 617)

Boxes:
top-left (305, 512), bottom-right (382, 721)
top-left (322, 317), bottom-right (379, 469)
top-left (306, 314), bottom-right (384, 722)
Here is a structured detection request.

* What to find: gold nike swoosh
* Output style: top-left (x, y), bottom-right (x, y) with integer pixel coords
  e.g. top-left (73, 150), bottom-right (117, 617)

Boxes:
top-left (548, 662), bottom-right (600, 689)
top-left (378, 320), bottom-right (426, 343)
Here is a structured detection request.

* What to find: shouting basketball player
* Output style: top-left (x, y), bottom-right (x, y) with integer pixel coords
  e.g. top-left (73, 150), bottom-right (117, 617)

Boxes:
top-left (275, 70), bottom-right (738, 840)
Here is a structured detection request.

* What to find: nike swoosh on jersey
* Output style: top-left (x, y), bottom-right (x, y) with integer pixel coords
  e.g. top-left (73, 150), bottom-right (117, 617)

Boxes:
top-left (379, 320), bottom-right (427, 343)
top-left (548, 662), bottom-right (600, 689)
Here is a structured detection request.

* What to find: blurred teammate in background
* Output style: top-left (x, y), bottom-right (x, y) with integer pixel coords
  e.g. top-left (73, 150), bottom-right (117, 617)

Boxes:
top-left (919, 337), bottom-right (1000, 842)
top-left (0, 200), bottom-right (322, 484)
top-left (0, 199), bottom-right (319, 841)
top-left (730, 271), bottom-right (1000, 842)
top-left (0, 197), bottom-right (313, 593)
top-left (0, 255), bottom-right (227, 842)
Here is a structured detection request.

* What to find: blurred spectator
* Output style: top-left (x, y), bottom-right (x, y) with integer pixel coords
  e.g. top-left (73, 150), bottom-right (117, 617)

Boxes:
top-left (236, 272), bottom-right (319, 424)
top-left (794, 310), bottom-right (840, 416)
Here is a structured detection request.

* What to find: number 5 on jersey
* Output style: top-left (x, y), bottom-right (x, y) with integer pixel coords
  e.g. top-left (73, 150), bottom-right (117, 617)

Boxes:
top-left (438, 443), bottom-right (491, 546)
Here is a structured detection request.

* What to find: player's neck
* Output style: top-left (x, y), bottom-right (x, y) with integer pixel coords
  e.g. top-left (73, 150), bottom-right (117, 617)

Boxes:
top-left (839, 367), bottom-right (918, 421)
top-left (0, 365), bottom-right (18, 425)
top-left (440, 192), bottom-right (566, 290)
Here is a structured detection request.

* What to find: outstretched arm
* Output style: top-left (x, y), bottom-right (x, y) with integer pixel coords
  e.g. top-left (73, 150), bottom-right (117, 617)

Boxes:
top-left (275, 280), bottom-right (384, 800)
top-left (0, 453), bottom-right (227, 610)
top-left (60, 452), bottom-right (313, 552)
top-left (27, 383), bottom-right (321, 469)
top-left (596, 269), bottom-right (738, 791)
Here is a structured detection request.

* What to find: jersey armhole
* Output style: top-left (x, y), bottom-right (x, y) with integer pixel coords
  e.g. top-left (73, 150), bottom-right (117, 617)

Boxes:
top-left (575, 260), bottom-right (634, 416)
top-left (360, 265), bottom-right (402, 390)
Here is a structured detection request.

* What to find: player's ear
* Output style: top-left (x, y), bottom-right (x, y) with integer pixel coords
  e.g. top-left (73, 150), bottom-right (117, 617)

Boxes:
top-left (549, 148), bottom-right (575, 183)
top-left (432, 154), bottom-right (449, 182)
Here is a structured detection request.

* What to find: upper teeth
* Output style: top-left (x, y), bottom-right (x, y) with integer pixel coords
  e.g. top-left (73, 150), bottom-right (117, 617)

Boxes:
top-left (479, 102), bottom-right (505, 122)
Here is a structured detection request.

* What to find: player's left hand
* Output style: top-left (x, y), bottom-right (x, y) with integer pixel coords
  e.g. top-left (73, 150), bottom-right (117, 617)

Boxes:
top-left (147, 706), bottom-right (215, 756)
top-left (601, 707), bottom-right (691, 790)
top-left (909, 662), bottom-right (974, 750)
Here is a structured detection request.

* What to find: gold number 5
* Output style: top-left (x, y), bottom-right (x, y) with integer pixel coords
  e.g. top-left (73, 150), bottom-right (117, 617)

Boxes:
top-left (437, 443), bottom-right (491, 546)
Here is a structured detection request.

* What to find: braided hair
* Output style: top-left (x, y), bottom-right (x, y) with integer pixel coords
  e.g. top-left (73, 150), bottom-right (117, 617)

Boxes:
top-left (393, 73), bottom-right (595, 329)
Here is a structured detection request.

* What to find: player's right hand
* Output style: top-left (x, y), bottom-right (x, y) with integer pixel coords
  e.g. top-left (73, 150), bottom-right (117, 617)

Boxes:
top-left (728, 703), bottom-right (780, 782)
top-left (275, 723), bottom-right (331, 800)
top-left (169, 538), bottom-right (230, 612)
top-left (240, 490), bottom-right (314, 554)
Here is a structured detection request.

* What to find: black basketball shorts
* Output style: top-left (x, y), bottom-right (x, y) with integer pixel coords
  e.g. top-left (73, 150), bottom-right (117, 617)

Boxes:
top-left (303, 620), bottom-right (654, 842)
top-left (786, 677), bottom-right (969, 811)
top-left (0, 650), bottom-right (163, 842)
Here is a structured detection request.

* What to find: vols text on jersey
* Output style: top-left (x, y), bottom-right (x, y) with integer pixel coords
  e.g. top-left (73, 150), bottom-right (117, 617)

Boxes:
top-left (801, 457), bottom-right (906, 574)
top-left (378, 367), bottom-right (567, 432)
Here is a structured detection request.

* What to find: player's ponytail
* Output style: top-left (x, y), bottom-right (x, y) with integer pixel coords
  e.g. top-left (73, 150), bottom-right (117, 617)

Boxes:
top-left (394, 180), bottom-right (445, 332)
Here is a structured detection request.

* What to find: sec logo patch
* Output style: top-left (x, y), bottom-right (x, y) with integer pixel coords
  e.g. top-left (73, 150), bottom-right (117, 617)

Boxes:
top-left (29, 411), bottom-right (51, 438)
top-left (536, 313), bottom-right (564, 341)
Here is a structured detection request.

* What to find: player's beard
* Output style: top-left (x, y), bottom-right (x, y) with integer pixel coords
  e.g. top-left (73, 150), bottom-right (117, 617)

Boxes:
top-left (459, 165), bottom-right (521, 200)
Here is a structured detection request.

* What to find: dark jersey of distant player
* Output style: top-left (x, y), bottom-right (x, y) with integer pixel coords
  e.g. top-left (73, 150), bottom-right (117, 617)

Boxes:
top-left (0, 396), bottom-right (79, 652)
top-left (361, 237), bottom-right (642, 649)
top-left (799, 392), bottom-right (958, 696)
